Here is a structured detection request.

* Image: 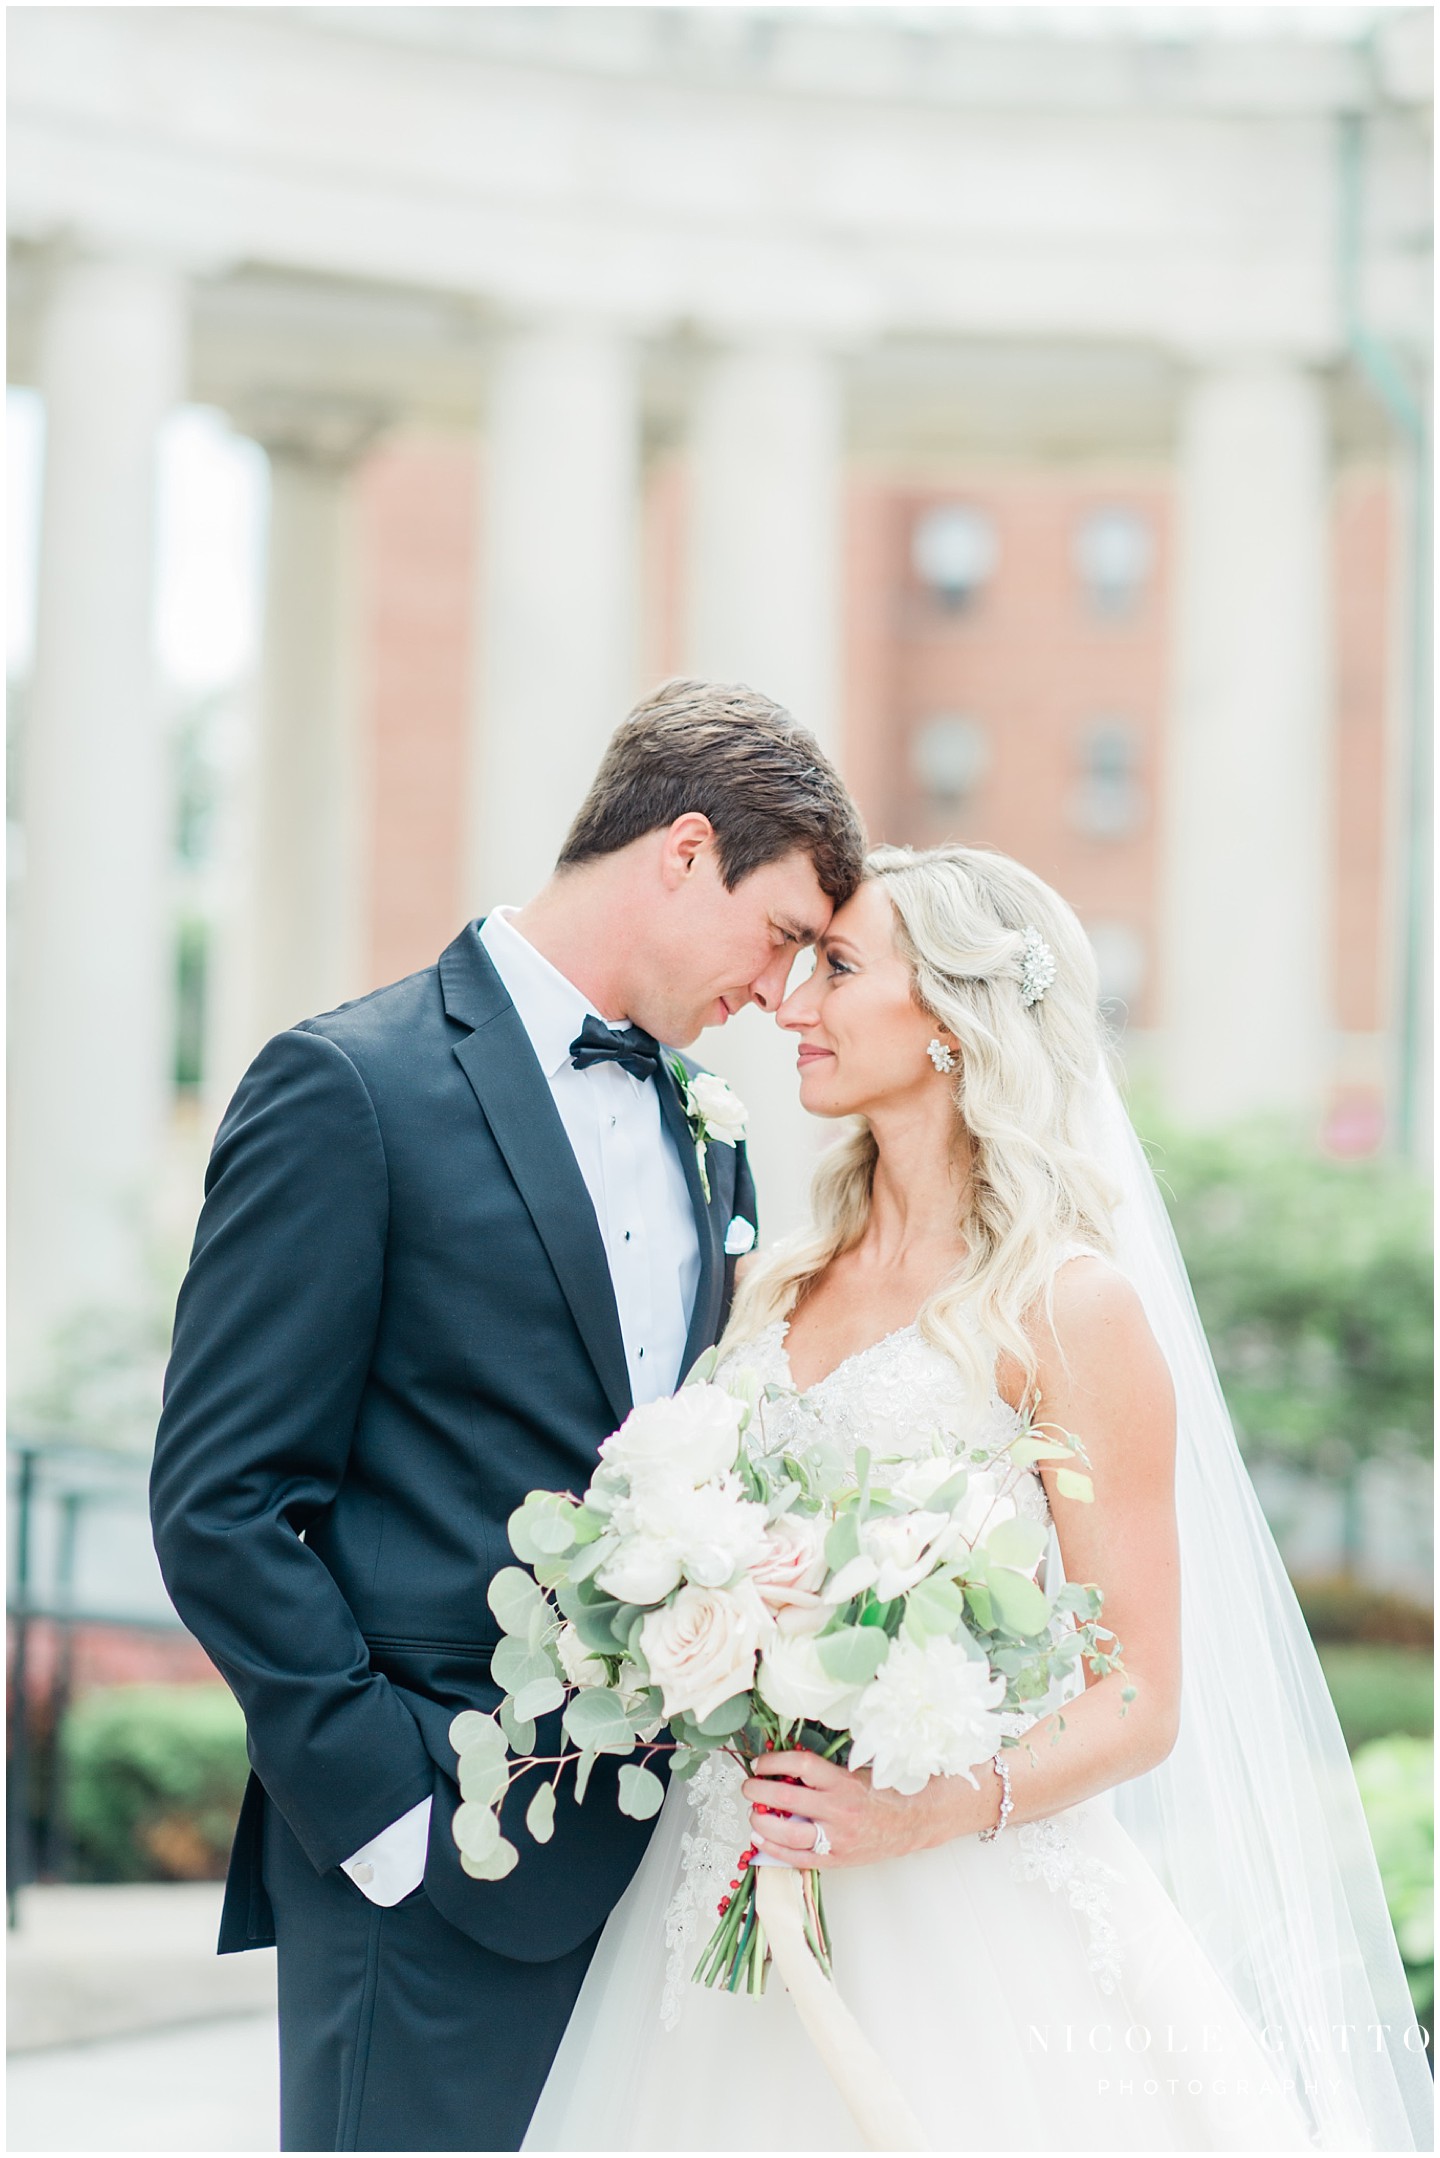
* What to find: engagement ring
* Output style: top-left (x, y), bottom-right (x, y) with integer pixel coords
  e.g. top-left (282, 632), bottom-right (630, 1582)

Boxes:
top-left (811, 1822), bottom-right (832, 1858)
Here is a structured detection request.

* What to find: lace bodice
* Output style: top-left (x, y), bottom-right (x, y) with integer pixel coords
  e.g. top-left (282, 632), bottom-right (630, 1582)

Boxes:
top-left (721, 1313), bottom-right (1054, 1537)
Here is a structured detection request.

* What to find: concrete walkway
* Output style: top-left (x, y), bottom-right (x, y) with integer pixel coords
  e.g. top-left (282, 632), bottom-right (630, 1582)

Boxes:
top-left (8, 1882), bottom-right (276, 2051)
top-left (7, 2011), bottom-right (279, 2152)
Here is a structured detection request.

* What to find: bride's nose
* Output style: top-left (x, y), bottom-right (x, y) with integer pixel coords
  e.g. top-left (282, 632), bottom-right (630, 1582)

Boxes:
top-left (776, 976), bottom-right (817, 1031)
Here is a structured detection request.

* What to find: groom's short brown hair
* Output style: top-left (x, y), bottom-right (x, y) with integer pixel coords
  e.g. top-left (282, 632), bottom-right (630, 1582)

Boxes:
top-left (557, 679), bottom-right (865, 906)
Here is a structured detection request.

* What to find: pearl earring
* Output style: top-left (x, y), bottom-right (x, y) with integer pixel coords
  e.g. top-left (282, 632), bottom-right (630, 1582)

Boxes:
top-left (926, 1039), bottom-right (957, 1074)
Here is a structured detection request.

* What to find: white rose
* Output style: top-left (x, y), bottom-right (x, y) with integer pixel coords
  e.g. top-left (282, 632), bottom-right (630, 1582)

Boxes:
top-left (556, 1623), bottom-right (610, 1688)
top-left (756, 1618), bottom-right (866, 1730)
top-left (827, 1511), bottom-right (953, 1605)
top-left (748, 1513), bottom-right (830, 1615)
top-left (594, 1533), bottom-right (684, 1606)
top-left (848, 1635), bottom-right (1007, 1796)
top-left (638, 1581), bottom-right (767, 1724)
top-left (687, 1071), bottom-right (747, 1146)
top-left (669, 1477), bottom-right (770, 1587)
top-left (597, 1386), bottom-right (743, 1489)
top-left (888, 1453), bottom-right (960, 1508)
top-left (605, 1471), bottom-right (768, 1592)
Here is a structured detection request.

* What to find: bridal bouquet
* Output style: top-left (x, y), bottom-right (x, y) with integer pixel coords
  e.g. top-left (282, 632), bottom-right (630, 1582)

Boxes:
top-left (450, 1352), bottom-right (1127, 2009)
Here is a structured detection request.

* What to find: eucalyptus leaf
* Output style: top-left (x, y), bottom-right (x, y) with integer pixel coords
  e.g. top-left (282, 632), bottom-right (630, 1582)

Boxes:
top-left (525, 1781), bottom-right (557, 1844)
top-left (990, 1567), bottom-right (1051, 1638)
top-left (696, 1693), bottom-right (751, 1738)
top-left (921, 1468), bottom-right (970, 1514)
top-left (506, 1505), bottom-right (543, 1567)
top-left (487, 1566), bottom-right (544, 1637)
top-left (683, 1345), bottom-right (720, 1387)
top-left (1055, 1468), bottom-right (1094, 1503)
top-left (824, 1511), bottom-right (861, 1573)
top-left (964, 1581), bottom-right (995, 1633)
top-left (570, 1507), bottom-right (604, 1547)
top-left (563, 1688), bottom-right (635, 1753)
top-left (448, 1709), bottom-right (506, 1760)
top-left (492, 1638), bottom-right (552, 1695)
top-left (497, 1699), bottom-right (536, 1757)
top-left (669, 1745), bottom-right (702, 1781)
top-left (900, 1574), bottom-right (964, 1644)
top-left (531, 1554), bottom-right (570, 1590)
top-left (527, 1507), bottom-right (579, 1557)
top-left (815, 1625), bottom-right (888, 1686)
top-left (569, 1599), bottom-right (629, 1655)
top-left (617, 1763), bottom-right (666, 1820)
top-left (574, 1747), bottom-right (600, 1806)
top-left (984, 1517), bottom-right (1048, 1573)
top-left (452, 1800), bottom-right (501, 1861)
top-left (512, 1675), bottom-right (566, 1721)
top-left (568, 1534), bottom-right (618, 1585)
top-left (1007, 1436), bottom-right (1076, 1468)
top-left (457, 1751), bottom-right (509, 1807)
top-left (461, 1835), bottom-right (518, 1882)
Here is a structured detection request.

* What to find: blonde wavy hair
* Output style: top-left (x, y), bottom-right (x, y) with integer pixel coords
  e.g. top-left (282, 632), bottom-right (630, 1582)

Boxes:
top-left (722, 843), bottom-right (1121, 1409)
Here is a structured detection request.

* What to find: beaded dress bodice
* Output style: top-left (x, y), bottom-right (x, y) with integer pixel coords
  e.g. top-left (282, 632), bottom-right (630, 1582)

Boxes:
top-left (724, 1313), bottom-right (1054, 1538)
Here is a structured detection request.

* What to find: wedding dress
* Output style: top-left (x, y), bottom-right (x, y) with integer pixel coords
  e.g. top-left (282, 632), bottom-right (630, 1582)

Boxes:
top-left (524, 1287), bottom-right (1321, 2154)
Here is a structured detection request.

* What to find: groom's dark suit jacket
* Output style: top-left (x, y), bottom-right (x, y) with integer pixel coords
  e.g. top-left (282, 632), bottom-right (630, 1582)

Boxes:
top-left (150, 921), bottom-right (755, 1967)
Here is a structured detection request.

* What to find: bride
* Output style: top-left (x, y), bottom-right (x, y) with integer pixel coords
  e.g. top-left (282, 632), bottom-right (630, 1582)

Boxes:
top-left (525, 845), bottom-right (1431, 2153)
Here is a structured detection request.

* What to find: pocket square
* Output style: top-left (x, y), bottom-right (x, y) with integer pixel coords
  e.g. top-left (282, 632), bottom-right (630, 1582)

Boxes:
top-left (724, 1216), bottom-right (757, 1257)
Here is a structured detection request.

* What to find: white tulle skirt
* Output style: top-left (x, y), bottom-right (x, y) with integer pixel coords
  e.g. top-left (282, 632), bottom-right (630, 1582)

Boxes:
top-left (524, 1760), bottom-right (1316, 2153)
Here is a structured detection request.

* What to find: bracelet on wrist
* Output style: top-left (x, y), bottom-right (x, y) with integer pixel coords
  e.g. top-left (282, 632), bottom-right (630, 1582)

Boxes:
top-left (977, 1749), bottom-right (1013, 1843)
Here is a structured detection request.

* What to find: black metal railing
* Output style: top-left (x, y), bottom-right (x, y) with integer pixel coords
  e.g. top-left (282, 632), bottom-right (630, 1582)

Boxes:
top-left (7, 1437), bottom-right (189, 1917)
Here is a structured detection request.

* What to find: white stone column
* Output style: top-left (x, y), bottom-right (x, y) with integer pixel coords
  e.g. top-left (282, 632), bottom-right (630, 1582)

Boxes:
top-left (468, 319), bottom-right (640, 908)
top-left (686, 340), bottom-right (845, 1242)
top-left (244, 440), bottom-right (368, 1055)
top-left (9, 252), bottom-right (186, 1391)
top-left (1158, 362), bottom-right (1332, 1124)
top-left (687, 341), bottom-right (843, 744)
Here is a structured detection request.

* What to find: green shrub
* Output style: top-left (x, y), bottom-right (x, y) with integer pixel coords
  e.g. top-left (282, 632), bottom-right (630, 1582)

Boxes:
top-left (1299, 1577), bottom-right (1435, 1649)
top-left (1352, 1734), bottom-right (1434, 2031)
top-left (1139, 1114), bottom-right (1432, 1489)
top-left (62, 1683), bottom-right (250, 1882)
top-left (1317, 1645), bottom-right (1434, 1752)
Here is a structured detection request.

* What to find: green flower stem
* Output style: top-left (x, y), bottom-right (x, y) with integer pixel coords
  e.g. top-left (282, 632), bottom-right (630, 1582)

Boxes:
top-left (727, 1898), bottom-right (758, 1992)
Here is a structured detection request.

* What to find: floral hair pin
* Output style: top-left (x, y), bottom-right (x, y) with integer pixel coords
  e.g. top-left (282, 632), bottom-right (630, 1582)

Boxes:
top-left (1019, 927), bottom-right (1056, 1009)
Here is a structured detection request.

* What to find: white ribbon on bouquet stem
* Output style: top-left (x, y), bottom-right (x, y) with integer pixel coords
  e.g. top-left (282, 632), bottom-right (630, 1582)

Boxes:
top-left (752, 1861), bottom-right (929, 2152)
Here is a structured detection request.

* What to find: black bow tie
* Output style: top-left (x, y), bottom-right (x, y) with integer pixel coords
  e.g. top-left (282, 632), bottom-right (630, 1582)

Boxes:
top-left (568, 1013), bottom-right (662, 1084)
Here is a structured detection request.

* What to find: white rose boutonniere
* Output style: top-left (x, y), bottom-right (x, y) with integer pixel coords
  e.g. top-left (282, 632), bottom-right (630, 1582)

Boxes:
top-left (666, 1058), bottom-right (747, 1202)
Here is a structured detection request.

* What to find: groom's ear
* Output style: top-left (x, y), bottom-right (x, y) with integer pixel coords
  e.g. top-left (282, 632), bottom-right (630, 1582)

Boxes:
top-left (660, 812), bottom-right (718, 888)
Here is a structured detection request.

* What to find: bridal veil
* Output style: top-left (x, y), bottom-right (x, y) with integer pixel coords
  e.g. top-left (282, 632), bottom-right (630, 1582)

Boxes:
top-left (1085, 1066), bottom-right (1431, 2150)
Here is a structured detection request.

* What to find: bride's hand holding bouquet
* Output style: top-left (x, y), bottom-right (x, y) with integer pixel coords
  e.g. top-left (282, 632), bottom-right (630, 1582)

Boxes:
top-left (450, 1356), bottom-right (1125, 2008)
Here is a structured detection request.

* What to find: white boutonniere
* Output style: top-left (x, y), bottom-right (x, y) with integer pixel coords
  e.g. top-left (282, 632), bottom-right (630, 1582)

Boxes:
top-left (665, 1057), bottom-right (747, 1203)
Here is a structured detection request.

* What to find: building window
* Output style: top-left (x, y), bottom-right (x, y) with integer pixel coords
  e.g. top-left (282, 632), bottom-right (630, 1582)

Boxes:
top-left (911, 504), bottom-right (997, 611)
top-left (1085, 920), bottom-right (1147, 1021)
top-left (910, 713), bottom-right (991, 806)
top-left (1074, 506), bottom-right (1153, 616)
top-left (1069, 718), bottom-right (1145, 839)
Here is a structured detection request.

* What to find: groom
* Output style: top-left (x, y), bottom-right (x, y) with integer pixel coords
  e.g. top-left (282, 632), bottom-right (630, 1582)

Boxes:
top-left (150, 679), bottom-right (864, 2152)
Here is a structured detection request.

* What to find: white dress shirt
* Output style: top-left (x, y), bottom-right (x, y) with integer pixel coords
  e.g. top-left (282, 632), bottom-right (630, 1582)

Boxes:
top-left (343, 909), bottom-right (703, 1905)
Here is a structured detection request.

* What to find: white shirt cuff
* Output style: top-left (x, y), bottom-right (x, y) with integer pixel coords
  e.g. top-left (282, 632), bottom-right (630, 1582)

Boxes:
top-left (341, 1794), bottom-right (432, 1906)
